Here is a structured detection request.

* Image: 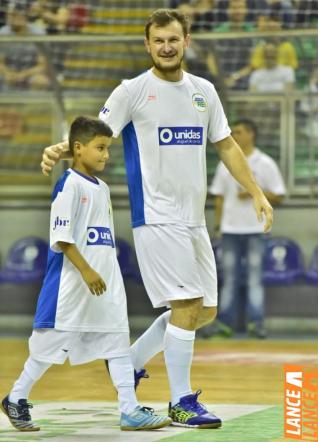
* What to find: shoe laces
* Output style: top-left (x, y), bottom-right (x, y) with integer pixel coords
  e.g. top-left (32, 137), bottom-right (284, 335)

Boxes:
top-left (137, 369), bottom-right (149, 380)
top-left (17, 400), bottom-right (33, 421)
top-left (139, 406), bottom-right (154, 414)
top-left (182, 390), bottom-right (208, 414)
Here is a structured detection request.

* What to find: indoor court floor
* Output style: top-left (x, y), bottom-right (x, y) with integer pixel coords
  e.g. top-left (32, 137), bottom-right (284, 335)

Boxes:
top-left (1, 338), bottom-right (317, 442)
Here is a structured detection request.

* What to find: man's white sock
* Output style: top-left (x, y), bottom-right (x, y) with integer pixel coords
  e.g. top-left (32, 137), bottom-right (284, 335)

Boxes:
top-left (164, 323), bottom-right (195, 406)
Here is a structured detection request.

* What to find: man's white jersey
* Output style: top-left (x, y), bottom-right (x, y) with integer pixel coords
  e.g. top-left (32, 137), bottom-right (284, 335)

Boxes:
top-left (34, 168), bottom-right (129, 333)
top-left (99, 69), bottom-right (231, 227)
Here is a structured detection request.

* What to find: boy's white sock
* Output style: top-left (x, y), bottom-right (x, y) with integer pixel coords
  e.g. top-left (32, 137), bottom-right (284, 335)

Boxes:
top-left (9, 356), bottom-right (51, 404)
top-left (108, 356), bottom-right (139, 414)
top-left (130, 311), bottom-right (171, 371)
top-left (164, 323), bottom-right (195, 406)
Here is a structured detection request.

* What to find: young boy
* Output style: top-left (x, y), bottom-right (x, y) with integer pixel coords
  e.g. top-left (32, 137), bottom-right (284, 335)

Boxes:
top-left (1, 116), bottom-right (171, 432)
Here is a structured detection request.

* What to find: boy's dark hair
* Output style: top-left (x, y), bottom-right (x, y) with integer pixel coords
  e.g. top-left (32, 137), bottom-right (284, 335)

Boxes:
top-left (69, 116), bottom-right (113, 155)
top-left (145, 8), bottom-right (190, 39)
top-left (233, 119), bottom-right (258, 140)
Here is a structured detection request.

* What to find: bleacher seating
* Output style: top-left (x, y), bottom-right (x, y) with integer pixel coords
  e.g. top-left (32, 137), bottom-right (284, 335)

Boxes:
top-left (262, 237), bottom-right (305, 286)
top-left (0, 236), bottom-right (48, 283)
top-left (305, 246), bottom-right (318, 284)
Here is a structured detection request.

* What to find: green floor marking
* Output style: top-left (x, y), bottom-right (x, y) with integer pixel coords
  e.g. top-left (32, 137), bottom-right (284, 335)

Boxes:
top-left (161, 406), bottom-right (284, 442)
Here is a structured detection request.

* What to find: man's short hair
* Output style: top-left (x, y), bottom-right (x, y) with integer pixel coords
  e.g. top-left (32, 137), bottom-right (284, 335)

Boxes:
top-left (69, 116), bottom-right (113, 155)
top-left (145, 8), bottom-right (190, 39)
top-left (233, 119), bottom-right (258, 139)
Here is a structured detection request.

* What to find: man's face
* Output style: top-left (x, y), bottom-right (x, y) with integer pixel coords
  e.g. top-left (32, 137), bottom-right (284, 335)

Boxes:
top-left (264, 45), bottom-right (278, 69)
top-left (232, 124), bottom-right (254, 150)
top-left (145, 20), bottom-right (190, 73)
top-left (229, 0), bottom-right (247, 23)
top-left (8, 10), bottom-right (27, 32)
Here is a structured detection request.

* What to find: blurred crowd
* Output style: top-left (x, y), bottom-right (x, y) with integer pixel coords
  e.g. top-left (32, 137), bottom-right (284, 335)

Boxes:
top-left (172, 0), bottom-right (318, 30)
top-left (0, 0), bottom-right (317, 93)
top-left (0, 0), bottom-right (88, 34)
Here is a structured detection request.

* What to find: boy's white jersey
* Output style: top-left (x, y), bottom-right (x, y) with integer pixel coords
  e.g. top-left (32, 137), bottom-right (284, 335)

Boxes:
top-left (34, 168), bottom-right (129, 333)
top-left (99, 69), bottom-right (231, 227)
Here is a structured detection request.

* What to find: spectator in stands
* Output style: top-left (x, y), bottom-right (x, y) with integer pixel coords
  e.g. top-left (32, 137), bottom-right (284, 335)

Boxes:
top-left (216, 0), bottom-right (269, 25)
top-left (176, 0), bottom-right (219, 31)
top-left (177, 2), bottom-right (220, 88)
top-left (0, 0), bottom-right (10, 27)
top-left (29, 0), bottom-right (70, 34)
top-left (264, 0), bottom-right (295, 28)
top-left (299, 66), bottom-right (318, 140)
top-left (214, 0), bottom-right (255, 31)
top-left (295, 0), bottom-right (318, 28)
top-left (209, 119), bottom-right (286, 338)
top-left (249, 42), bottom-right (295, 92)
top-left (227, 11), bottom-right (298, 89)
top-left (213, 0), bottom-right (256, 90)
top-left (0, 1), bottom-right (50, 90)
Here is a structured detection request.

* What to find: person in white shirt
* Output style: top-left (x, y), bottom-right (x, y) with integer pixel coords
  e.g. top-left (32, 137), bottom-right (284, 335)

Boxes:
top-left (1, 116), bottom-right (171, 432)
top-left (210, 119), bottom-right (286, 338)
top-left (40, 9), bottom-right (273, 429)
top-left (249, 42), bottom-right (295, 93)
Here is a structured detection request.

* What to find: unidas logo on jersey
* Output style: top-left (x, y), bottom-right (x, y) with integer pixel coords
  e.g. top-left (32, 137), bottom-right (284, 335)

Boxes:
top-left (158, 127), bottom-right (203, 146)
top-left (87, 227), bottom-right (114, 247)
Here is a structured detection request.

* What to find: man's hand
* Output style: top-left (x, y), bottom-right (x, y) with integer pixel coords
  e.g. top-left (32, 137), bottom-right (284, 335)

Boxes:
top-left (81, 267), bottom-right (107, 296)
top-left (41, 143), bottom-right (65, 176)
top-left (253, 193), bottom-right (273, 233)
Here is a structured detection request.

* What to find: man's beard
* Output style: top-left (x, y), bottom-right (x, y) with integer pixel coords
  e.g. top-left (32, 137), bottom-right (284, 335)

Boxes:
top-left (151, 54), bottom-right (184, 73)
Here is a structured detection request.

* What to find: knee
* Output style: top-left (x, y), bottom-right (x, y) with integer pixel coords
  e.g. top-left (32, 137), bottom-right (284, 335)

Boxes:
top-left (196, 306), bottom-right (217, 329)
top-left (170, 297), bottom-right (203, 330)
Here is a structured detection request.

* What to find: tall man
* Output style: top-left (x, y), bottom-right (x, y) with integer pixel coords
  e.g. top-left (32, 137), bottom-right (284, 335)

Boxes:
top-left (41, 9), bottom-right (273, 429)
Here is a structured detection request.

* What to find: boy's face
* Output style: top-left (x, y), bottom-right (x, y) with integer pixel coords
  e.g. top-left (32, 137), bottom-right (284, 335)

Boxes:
top-left (75, 135), bottom-right (111, 174)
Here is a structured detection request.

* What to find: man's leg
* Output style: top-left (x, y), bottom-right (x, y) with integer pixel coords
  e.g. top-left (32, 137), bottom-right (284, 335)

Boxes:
top-left (165, 298), bottom-right (202, 404)
top-left (245, 234), bottom-right (266, 338)
top-left (217, 234), bottom-right (242, 333)
top-left (165, 298), bottom-right (221, 428)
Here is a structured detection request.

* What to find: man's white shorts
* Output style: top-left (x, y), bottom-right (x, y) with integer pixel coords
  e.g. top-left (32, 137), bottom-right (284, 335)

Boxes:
top-left (133, 224), bottom-right (218, 308)
top-left (29, 329), bottom-right (130, 365)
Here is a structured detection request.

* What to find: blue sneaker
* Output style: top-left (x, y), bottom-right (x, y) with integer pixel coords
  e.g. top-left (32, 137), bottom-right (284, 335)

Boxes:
top-left (120, 405), bottom-right (172, 431)
top-left (1, 395), bottom-right (40, 432)
top-left (134, 368), bottom-right (149, 390)
top-left (169, 390), bottom-right (222, 429)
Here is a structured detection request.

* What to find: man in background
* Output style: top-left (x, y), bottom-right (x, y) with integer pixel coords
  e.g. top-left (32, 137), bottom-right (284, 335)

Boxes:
top-left (210, 119), bottom-right (285, 338)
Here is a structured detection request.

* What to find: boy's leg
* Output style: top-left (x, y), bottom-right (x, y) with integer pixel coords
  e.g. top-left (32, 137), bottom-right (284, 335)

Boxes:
top-left (130, 310), bottom-right (171, 371)
top-left (2, 356), bottom-right (51, 431)
top-left (108, 355), bottom-right (172, 430)
top-left (9, 356), bottom-right (51, 403)
top-left (107, 356), bottom-right (138, 414)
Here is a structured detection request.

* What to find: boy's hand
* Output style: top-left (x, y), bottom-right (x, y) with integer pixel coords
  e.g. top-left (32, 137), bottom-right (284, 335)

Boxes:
top-left (81, 267), bottom-right (107, 296)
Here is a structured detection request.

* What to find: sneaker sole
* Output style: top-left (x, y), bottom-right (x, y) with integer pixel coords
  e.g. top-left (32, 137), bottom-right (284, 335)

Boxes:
top-left (121, 417), bottom-right (172, 431)
top-left (171, 420), bottom-right (222, 429)
top-left (1, 403), bottom-right (40, 432)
